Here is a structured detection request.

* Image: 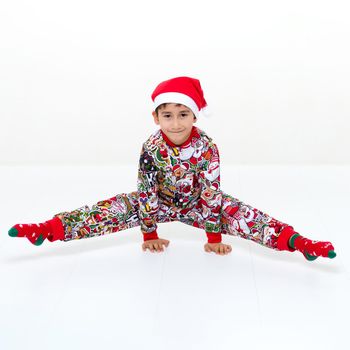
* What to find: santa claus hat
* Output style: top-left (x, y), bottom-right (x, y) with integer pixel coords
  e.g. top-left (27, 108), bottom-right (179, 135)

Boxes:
top-left (151, 76), bottom-right (211, 118)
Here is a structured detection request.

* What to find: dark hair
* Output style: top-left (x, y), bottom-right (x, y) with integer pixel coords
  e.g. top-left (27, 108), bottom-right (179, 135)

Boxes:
top-left (155, 103), bottom-right (197, 119)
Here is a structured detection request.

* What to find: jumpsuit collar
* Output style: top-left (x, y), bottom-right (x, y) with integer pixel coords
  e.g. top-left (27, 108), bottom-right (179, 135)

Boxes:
top-left (160, 126), bottom-right (199, 148)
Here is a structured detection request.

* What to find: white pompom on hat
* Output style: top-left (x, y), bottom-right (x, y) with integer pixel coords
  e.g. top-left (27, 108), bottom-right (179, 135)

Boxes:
top-left (151, 76), bottom-right (211, 118)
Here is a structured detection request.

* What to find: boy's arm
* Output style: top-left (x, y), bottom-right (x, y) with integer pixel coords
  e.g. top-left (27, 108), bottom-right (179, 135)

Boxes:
top-left (199, 142), bottom-right (223, 244)
top-left (137, 143), bottom-right (160, 241)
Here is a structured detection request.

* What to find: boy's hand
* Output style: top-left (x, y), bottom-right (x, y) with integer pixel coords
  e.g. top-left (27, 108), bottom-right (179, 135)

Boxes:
top-left (204, 242), bottom-right (232, 255)
top-left (142, 238), bottom-right (170, 253)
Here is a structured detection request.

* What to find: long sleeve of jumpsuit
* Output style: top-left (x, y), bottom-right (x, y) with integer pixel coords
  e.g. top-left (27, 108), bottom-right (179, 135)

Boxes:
top-left (198, 142), bottom-right (223, 243)
top-left (137, 142), bottom-right (160, 241)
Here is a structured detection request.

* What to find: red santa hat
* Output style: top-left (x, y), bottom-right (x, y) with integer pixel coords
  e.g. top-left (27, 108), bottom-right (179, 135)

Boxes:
top-left (151, 76), bottom-right (211, 118)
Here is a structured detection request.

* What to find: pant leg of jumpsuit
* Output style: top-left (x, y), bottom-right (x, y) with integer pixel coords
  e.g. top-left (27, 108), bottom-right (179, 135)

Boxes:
top-left (176, 190), bottom-right (294, 251)
top-left (53, 190), bottom-right (293, 252)
top-left (52, 191), bottom-right (173, 242)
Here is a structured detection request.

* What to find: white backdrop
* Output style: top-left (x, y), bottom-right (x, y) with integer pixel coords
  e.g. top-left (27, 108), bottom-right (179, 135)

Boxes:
top-left (1, 0), bottom-right (349, 165)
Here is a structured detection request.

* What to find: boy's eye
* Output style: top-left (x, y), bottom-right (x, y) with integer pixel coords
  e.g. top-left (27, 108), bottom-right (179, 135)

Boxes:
top-left (163, 113), bottom-right (188, 118)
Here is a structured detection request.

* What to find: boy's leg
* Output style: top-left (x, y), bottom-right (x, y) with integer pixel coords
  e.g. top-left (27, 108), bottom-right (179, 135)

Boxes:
top-left (53, 191), bottom-right (141, 241)
top-left (219, 191), bottom-right (336, 260)
top-left (8, 191), bottom-right (141, 245)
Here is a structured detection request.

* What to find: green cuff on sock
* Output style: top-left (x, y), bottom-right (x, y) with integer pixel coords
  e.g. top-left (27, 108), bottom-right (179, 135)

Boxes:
top-left (288, 233), bottom-right (301, 249)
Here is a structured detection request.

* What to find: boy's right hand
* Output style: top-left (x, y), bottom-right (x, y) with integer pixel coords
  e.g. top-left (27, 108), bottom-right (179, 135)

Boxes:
top-left (142, 238), bottom-right (170, 253)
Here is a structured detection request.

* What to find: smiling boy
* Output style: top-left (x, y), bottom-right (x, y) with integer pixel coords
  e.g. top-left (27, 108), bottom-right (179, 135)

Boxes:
top-left (138, 97), bottom-right (232, 254)
top-left (153, 104), bottom-right (197, 146)
top-left (8, 76), bottom-right (336, 261)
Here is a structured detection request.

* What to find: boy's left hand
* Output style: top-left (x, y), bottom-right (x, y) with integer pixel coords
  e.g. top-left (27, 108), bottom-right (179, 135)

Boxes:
top-left (204, 242), bottom-right (232, 255)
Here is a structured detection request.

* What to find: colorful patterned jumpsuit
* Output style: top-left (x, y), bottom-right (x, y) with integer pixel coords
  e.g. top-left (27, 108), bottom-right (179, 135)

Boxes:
top-left (52, 126), bottom-right (295, 252)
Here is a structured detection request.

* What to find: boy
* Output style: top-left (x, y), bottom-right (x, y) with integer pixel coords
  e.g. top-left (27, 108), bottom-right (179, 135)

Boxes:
top-left (8, 76), bottom-right (336, 260)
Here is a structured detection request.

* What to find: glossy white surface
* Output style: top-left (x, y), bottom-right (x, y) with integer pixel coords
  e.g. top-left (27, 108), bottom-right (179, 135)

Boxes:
top-left (1, 165), bottom-right (349, 350)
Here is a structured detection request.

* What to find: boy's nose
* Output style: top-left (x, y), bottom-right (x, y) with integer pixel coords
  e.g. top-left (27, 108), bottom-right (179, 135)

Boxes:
top-left (172, 119), bottom-right (180, 128)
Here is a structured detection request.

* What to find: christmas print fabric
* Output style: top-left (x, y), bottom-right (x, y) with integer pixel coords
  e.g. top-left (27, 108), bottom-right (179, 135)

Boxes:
top-left (53, 126), bottom-right (293, 248)
top-left (137, 126), bottom-right (222, 241)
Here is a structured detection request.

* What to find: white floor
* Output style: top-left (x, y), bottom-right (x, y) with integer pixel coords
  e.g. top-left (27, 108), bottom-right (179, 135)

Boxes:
top-left (0, 165), bottom-right (349, 350)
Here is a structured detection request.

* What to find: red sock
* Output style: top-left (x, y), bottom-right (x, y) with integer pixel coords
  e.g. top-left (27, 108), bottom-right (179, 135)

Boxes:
top-left (289, 233), bottom-right (336, 259)
top-left (277, 227), bottom-right (336, 260)
top-left (8, 217), bottom-right (65, 246)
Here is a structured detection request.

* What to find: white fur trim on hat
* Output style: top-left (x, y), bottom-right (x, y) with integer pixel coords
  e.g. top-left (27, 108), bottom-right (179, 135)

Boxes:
top-left (154, 92), bottom-right (200, 118)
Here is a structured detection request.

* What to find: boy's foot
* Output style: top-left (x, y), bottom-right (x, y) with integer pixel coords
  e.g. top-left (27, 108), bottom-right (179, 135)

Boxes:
top-left (8, 217), bottom-right (65, 245)
top-left (288, 233), bottom-right (336, 261)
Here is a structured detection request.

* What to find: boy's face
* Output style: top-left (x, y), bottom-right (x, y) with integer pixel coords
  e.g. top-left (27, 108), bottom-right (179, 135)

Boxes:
top-left (152, 103), bottom-right (197, 146)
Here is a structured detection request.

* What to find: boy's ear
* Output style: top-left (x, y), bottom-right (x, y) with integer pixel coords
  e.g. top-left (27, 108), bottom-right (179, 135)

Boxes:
top-left (152, 111), bottom-right (160, 125)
